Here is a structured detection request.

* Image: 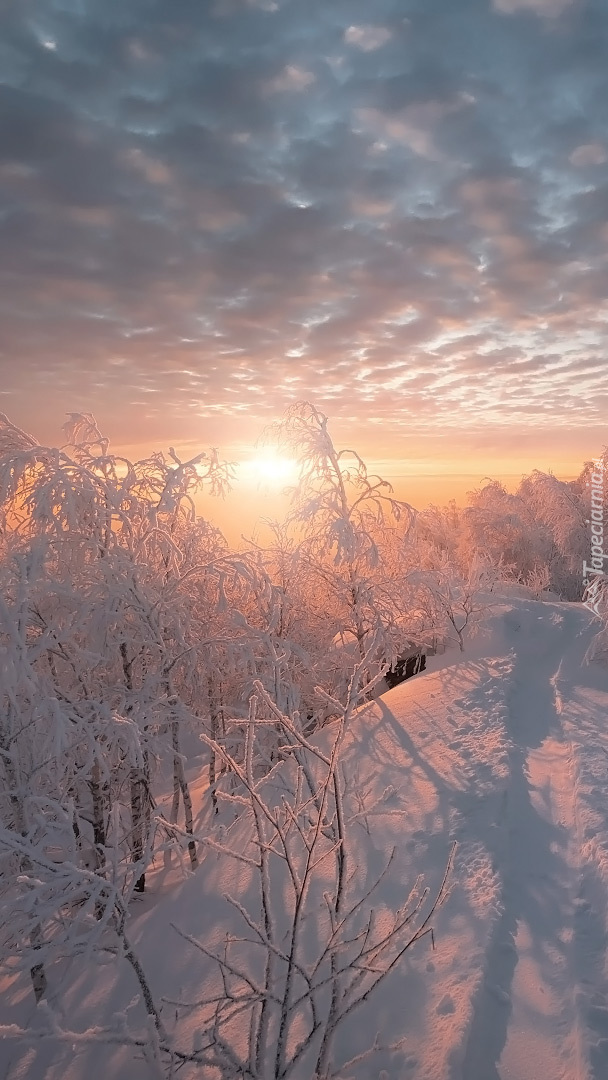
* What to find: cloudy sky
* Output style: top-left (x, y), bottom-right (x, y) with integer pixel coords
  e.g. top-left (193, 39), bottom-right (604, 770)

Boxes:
top-left (1, 0), bottom-right (607, 504)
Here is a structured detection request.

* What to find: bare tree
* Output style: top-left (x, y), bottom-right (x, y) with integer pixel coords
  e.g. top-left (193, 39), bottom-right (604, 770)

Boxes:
top-left (409, 552), bottom-right (498, 652)
top-left (161, 664), bottom-right (453, 1079)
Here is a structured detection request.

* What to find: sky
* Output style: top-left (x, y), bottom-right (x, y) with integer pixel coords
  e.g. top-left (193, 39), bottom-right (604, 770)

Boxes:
top-left (0, 0), bottom-right (607, 523)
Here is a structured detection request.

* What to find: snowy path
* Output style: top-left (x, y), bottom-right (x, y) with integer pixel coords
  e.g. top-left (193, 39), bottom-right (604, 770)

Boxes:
top-left (461, 603), bottom-right (608, 1080)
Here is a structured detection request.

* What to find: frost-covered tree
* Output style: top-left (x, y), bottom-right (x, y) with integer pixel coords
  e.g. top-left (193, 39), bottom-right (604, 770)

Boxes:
top-left (456, 470), bottom-right (590, 601)
top-left (2, 673), bottom-right (453, 1079)
top-left (170, 679), bottom-right (453, 1079)
top-left (516, 470), bottom-right (587, 599)
top-left (0, 412), bottom-right (239, 1004)
top-left (264, 403), bottom-right (416, 705)
top-left (414, 500), bottom-right (464, 569)
top-left (407, 551), bottom-right (498, 652)
top-left (461, 480), bottom-right (543, 583)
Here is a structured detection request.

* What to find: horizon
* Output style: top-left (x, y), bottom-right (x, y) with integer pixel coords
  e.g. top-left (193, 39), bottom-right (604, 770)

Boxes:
top-left (0, 402), bottom-right (589, 545)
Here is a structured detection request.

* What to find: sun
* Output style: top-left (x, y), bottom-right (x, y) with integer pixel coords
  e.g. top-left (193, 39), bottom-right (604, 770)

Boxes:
top-left (242, 451), bottom-right (299, 490)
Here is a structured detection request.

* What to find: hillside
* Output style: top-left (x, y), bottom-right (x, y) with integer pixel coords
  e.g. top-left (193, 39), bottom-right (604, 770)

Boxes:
top-left (2, 597), bottom-right (608, 1079)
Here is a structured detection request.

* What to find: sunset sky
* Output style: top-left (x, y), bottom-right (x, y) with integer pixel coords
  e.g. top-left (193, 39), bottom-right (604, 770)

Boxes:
top-left (1, 0), bottom-right (607, 528)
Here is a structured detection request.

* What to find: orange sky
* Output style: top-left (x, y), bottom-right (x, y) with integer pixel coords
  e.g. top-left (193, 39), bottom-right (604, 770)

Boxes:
top-left (197, 466), bottom-right (580, 547)
top-left (95, 416), bottom-right (597, 545)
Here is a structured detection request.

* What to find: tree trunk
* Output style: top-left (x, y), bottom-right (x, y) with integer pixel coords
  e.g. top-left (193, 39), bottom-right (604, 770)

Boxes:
top-left (29, 922), bottom-right (47, 1003)
top-left (207, 674), bottom-right (225, 814)
top-left (120, 642), bottom-right (148, 892)
top-left (4, 737), bottom-right (48, 1002)
top-left (130, 766), bottom-right (146, 893)
top-left (171, 720), bottom-right (197, 868)
top-left (89, 759), bottom-right (109, 915)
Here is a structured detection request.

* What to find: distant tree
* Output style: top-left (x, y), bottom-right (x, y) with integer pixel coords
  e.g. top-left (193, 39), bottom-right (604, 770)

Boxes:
top-left (461, 480), bottom-right (543, 584)
top-left (516, 470), bottom-right (587, 599)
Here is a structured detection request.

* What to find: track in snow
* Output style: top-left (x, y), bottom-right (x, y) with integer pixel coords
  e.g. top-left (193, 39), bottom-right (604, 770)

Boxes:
top-left (460, 603), bottom-right (608, 1080)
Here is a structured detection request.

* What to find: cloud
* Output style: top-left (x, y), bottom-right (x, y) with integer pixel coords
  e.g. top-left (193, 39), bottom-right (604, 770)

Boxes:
top-left (264, 65), bottom-right (315, 94)
top-left (356, 94), bottom-right (474, 160)
top-left (569, 142), bottom-right (607, 167)
top-left (493, 0), bottom-right (578, 16)
top-left (344, 25), bottom-right (392, 51)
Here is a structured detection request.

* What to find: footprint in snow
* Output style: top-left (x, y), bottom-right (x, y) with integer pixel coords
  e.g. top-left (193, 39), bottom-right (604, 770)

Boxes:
top-left (436, 993), bottom-right (456, 1015)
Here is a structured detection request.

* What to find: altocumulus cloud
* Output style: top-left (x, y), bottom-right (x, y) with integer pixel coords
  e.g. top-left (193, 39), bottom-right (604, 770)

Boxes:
top-left (0, 0), bottom-right (607, 461)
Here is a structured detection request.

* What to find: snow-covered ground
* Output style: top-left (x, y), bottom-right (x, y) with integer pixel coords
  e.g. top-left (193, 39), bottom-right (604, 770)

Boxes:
top-left (3, 597), bottom-right (608, 1079)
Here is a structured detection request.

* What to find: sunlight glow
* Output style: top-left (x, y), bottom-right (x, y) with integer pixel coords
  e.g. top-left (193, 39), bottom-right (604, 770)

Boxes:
top-left (242, 452), bottom-right (299, 489)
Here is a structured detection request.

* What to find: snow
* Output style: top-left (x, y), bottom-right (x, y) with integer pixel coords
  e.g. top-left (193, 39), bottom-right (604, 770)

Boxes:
top-left (3, 596), bottom-right (608, 1078)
